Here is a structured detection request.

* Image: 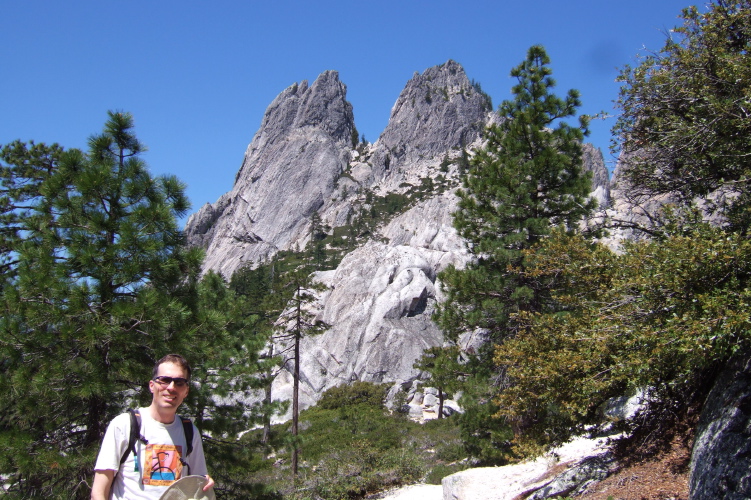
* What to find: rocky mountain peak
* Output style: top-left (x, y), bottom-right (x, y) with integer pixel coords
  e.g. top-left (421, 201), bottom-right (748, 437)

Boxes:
top-left (368, 60), bottom-right (492, 185)
top-left (185, 70), bottom-right (355, 278)
top-left (184, 62), bottom-right (613, 417)
top-left (234, 70), bottom-right (354, 184)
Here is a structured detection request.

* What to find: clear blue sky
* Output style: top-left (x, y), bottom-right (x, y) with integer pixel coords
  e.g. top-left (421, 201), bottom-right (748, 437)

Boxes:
top-left (2, 0), bottom-right (695, 223)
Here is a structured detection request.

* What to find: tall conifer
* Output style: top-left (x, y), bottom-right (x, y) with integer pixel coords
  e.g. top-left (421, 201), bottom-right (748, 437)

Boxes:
top-left (434, 46), bottom-right (595, 463)
top-left (438, 45), bottom-right (595, 343)
top-left (0, 112), bottom-right (265, 497)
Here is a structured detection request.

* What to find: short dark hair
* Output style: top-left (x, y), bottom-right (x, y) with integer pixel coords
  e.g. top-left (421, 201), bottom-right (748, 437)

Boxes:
top-left (153, 354), bottom-right (192, 380)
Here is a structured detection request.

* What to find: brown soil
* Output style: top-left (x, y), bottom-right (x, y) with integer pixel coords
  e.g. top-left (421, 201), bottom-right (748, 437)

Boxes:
top-left (578, 441), bottom-right (690, 499)
top-left (576, 419), bottom-right (695, 500)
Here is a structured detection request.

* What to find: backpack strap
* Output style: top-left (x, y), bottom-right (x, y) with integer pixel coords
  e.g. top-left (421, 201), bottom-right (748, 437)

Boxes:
top-left (178, 416), bottom-right (194, 476)
top-left (119, 409), bottom-right (147, 472)
top-left (118, 410), bottom-right (194, 475)
top-left (181, 416), bottom-right (194, 457)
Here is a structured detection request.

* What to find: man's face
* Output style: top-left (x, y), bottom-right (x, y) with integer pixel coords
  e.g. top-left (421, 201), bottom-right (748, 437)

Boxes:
top-left (149, 362), bottom-right (190, 412)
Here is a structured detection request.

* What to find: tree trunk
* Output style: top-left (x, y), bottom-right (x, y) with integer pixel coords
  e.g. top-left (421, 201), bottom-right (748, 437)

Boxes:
top-left (438, 388), bottom-right (445, 419)
top-left (261, 344), bottom-right (274, 445)
top-left (291, 288), bottom-right (301, 476)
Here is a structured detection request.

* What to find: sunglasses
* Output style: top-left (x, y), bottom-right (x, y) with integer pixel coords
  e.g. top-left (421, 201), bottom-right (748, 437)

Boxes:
top-left (152, 376), bottom-right (189, 388)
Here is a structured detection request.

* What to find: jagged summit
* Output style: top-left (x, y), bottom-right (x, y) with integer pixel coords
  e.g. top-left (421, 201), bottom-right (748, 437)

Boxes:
top-left (368, 60), bottom-right (492, 186)
top-left (235, 70), bottom-right (355, 183)
top-left (185, 61), bottom-right (496, 278)
top-left (185, 70), bottom-right (355, 278)
top-left (184, 59), bottom-right (613, 420)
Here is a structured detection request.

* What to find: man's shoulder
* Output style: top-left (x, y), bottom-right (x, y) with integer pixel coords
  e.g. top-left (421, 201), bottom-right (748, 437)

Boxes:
top-left (106, 411), bottom-right (128, 429)
top-left (110, 408), bottom-right (145, 426)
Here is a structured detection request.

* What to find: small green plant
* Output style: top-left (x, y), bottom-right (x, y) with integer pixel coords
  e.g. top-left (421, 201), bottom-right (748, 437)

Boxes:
top-left (317, 381), bottom-right (387, 410)
top-left (439, 154), bottom-right (451, 172)
top-left (425, 463), bottom-right (468, 485)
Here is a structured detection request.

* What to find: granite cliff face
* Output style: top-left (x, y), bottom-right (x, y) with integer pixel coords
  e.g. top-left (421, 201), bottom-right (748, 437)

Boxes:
top-left (270, 193), bottom-right (472, 415)
top-left (689, 350), bottom-right (751, 499)
top-left (365, 60), bottom-right (492, 188)
top-left (185, 70), bottom-right (355, 278)
top-left (185, 62), bottom-right (612, 417)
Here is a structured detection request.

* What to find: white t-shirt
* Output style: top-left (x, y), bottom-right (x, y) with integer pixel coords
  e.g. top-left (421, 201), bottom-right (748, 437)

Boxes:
top-left (94, 408), bottom-right (208, 499)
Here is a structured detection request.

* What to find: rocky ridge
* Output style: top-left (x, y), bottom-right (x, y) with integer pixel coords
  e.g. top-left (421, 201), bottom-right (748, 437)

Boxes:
top-left (365, 60), bottom-right (492, 189)
top-left (184, 60), bottom-right (751, 499)
top-left (185, 70), bottom-right (355, 278)
top-left (185, 61), bottom-right (612, 417)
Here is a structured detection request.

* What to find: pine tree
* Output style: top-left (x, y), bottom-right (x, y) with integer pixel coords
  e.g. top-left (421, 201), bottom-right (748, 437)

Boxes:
top-left (0, 112), bottom-right (200, 497)
top-left (229, 262), bottom-right (288, 446)
top-left (413, 346), bottom-right (463, 419)
top-left (434, 46), bottom-right (596, 464)
top-left (438, 44), bottom-right (595, 342)
top-left (0, 140), bottom-right (63, 277)
top-left (183, 270), bottom-right (276, 496)
top-left (272, 267), bottom-right (327, 476)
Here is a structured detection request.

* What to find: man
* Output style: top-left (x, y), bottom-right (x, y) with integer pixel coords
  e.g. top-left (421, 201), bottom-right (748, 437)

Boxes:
top-left (91, 354), bottom-right (215, 499)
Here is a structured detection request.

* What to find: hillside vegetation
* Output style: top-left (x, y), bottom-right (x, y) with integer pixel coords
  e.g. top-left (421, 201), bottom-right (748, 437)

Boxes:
top-left (0, 1), bottom-right (749, 499)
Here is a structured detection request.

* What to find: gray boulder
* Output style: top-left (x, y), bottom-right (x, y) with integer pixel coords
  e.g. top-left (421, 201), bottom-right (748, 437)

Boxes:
top-left (423, 393), bottom-right (438, 408)
top-left (689, 351), bottom-right (751, 499)
top-left (407, 403), bottom-right (424, 419)
top-left (442, 435), bottom-right (613, 500)
top-left (441, 402), bottom-right (460, 417)
top-left (529, 455), bottom-right (612, 499)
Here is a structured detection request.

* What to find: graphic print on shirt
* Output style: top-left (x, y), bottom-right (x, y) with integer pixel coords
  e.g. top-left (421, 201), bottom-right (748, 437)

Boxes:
top-left (143, 443), bottom-right (184, 486)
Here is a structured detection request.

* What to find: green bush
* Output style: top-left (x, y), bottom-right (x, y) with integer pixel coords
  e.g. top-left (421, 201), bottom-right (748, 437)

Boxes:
top-left (317, 381), bottom-right (386, 410)
top-left (496, 225), bottom-right (751, 451)
top-left (238, 382), bottom-right (466, 499)
top-left (425, 463), bottom-right (468, 485)
top-left (295, 439), bottom-right (424, 500)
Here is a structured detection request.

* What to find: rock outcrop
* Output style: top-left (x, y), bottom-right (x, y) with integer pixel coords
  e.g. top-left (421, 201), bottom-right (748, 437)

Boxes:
top-left (367, 60), bottom-right (492, 188)
top-left (269, 193), bottom-right (470, 419)
top-left (185, 70), bottom-right (355, 278)
top-left (185, 61), bottom-right (612, 417)
top-left (603, 147), bottom-right (735, 249)
top-left (689, 351), bottom-right (751, 499)
top-left (441, 435), bottom-right (614, 500)
top-left (583, 143), bottom-right (610, 210)
top-left (602, 153), bottom-right (677, 246)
